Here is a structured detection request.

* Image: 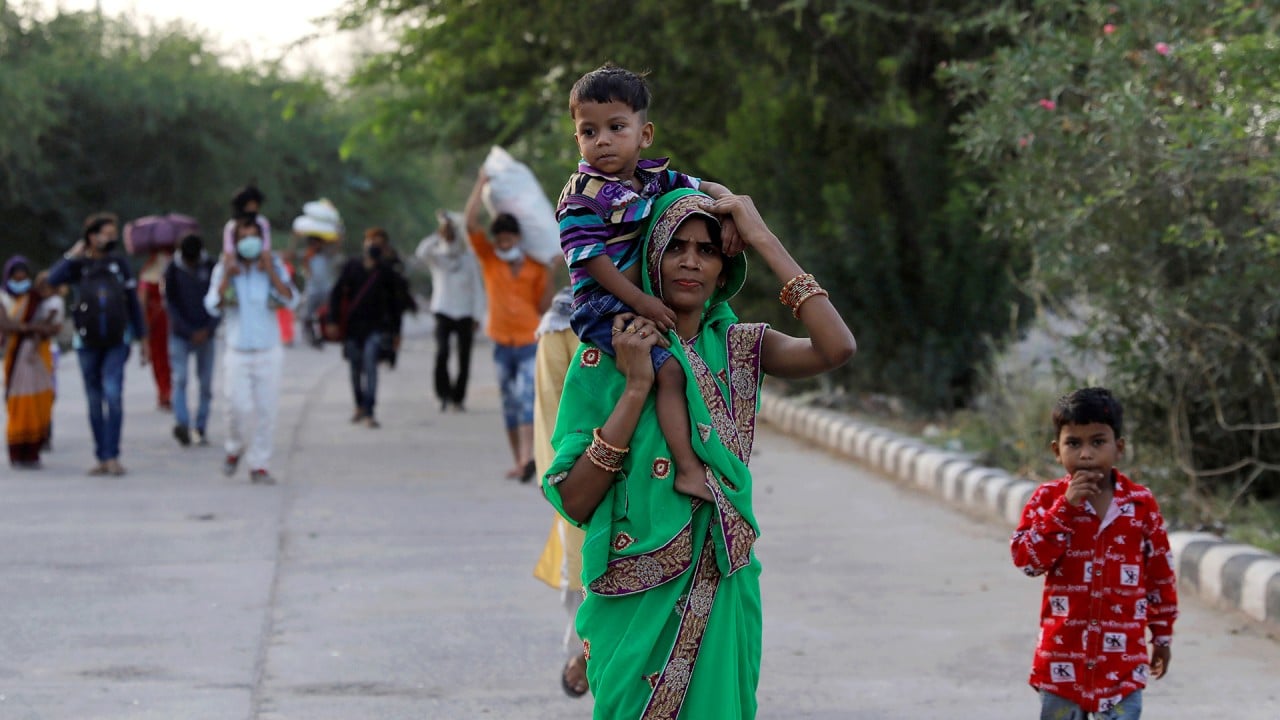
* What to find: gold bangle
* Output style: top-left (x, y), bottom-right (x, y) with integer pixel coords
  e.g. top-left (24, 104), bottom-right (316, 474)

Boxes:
top-left (780, 273), bottom-right (828, 317)
top-left (592, 428), bottom-right (629, 455)
top-left (791, 287), bottom-right (830, 318)
top-left (778, 273), bottom-right (812, 306)
top-left (586, 449), bottom-right (622, 474)
top-left (588, 427), bottom-right (628, 473)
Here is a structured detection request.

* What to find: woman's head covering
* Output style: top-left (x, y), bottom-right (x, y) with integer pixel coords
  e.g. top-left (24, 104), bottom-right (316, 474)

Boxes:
top-left (3, 255), bottom-right (31, 282)
top-left (642, 189), bottom-right (747, 312)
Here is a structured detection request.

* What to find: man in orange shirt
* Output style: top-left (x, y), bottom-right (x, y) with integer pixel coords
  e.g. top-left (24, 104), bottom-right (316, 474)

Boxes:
top-left (465, 170), bottom-right (553, 482)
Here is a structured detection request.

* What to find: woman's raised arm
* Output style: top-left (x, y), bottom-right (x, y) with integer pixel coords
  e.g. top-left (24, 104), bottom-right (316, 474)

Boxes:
top-left (705, 195), bottom-right (856, 379)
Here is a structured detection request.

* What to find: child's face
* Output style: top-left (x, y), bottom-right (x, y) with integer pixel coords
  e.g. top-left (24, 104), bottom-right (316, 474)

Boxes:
top-left (573, 100), bottom-right (653, 179)
top-left (1052, 422), bottom-right (1125, 479)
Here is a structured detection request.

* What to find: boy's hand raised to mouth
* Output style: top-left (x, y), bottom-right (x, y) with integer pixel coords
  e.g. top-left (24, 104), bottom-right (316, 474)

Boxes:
top-left (1065, 468), bottom-right (1105, 506)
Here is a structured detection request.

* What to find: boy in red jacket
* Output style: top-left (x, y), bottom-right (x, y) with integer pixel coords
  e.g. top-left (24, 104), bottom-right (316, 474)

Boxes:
top-left (1011, 387), bottom-right (1178, 718)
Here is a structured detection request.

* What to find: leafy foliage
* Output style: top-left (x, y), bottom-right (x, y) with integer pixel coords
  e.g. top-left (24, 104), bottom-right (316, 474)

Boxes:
top-left (338, 0), bottom-right (1028, 409)
top-left (946, 0), bottom-right (1280, 504)
top-left (0, 6), bottom-right (443, 265)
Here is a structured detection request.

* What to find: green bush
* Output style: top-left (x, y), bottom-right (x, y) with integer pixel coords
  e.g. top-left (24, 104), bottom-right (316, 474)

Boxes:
top-left (946, 0), bottom-right (1280, 508)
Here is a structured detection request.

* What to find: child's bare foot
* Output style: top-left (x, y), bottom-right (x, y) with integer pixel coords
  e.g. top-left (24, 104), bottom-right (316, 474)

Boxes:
top-left (673, 464), bottom-right (714, 502)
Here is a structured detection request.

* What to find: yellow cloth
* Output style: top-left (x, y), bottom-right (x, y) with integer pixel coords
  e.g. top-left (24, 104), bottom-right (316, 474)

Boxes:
top-left (532, 327), bottom-right (584, 591)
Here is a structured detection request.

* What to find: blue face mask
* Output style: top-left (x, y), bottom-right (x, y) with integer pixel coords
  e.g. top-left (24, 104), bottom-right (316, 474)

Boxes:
top-left (237, 236), bottom-right (263, 260)
top-left (7, 278), bottom-right (31, 295)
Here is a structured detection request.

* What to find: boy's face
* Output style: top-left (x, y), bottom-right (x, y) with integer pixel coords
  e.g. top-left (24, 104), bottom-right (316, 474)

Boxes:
top-left (573, 100), bottom-right (653, 179)
top-left (1052, 422), bottom-right (1125, 479)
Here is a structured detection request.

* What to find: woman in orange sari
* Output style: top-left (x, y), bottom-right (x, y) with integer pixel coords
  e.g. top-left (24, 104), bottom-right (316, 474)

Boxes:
top-left (1, 257), bottom-right (63, 469)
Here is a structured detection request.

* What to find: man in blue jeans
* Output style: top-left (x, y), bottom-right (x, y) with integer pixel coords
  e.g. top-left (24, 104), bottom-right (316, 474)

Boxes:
top-left (48, 212), bottom-right (149, 476)
top-left (164, 234), bottom-right (219, 447)
top-left (328, 227), bottom-right (406, 429)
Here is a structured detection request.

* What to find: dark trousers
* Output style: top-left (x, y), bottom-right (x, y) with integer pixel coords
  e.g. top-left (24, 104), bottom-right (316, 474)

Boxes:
top-left (434, 313), bottom-right (474, 406)
top-left (345, 332), bottom-right (383, 416)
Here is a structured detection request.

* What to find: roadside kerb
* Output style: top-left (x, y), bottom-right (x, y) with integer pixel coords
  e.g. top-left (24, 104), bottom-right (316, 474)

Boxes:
top-left (758, 389), bottom-right (1280, 631)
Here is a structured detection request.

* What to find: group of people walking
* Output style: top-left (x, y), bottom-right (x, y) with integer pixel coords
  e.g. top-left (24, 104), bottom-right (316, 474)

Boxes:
top-left (0, 187), bottom-right (425, 483)
top-left (2, 63), bottom-right (1183, 720)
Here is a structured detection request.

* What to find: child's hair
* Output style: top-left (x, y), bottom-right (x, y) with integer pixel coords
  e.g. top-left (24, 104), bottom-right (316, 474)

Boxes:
top-left (569, 63), bottom-right (651, 117)
top-left (364, 227), bottom-right (390, 244)
top-left (231, 185), bottom-right (265, 213)
top-left (1052, 387), bottom-right (1124, 438)
top-left (490, 213), bottom-right (521, 236)
top-left (82, 212), bottom-right (119, 240)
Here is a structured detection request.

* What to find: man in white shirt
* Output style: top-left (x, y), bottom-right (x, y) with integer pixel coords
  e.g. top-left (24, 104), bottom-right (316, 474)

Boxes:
top-left (204, 216), bottom-right (298, 484)
top-left (419, 211), bottom-right (486, 412)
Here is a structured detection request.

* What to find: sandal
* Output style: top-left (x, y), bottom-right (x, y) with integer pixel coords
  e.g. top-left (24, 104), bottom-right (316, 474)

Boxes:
top-left (561, 653), bottom-right (589, 698)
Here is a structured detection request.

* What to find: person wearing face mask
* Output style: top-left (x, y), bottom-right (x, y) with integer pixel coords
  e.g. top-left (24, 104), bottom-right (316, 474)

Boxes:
top-left (328, 227), bottom-right (407, 428)
top-left (1, 258), bottom-right (65, 469)
top-left (48, 212), bottom-right (150, 476)
top-left (205, 216), bottom-right (298, 484)
top-left (164, 234), bottom-right (220, 447)
top-left (464, 170), bottom-right (554, 482)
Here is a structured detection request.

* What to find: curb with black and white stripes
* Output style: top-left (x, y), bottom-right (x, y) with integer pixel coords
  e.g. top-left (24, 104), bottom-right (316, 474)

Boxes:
top-left (758, 391), bottom-right (1280, 631)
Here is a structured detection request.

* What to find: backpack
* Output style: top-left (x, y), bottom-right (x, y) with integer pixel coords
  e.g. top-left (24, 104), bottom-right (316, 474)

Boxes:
top-left (73, 259), bottom-right (130, 349)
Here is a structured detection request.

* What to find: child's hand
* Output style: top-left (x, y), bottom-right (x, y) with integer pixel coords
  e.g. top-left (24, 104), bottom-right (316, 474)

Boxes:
top-left (633, 295), bottom-right (677, 333)
top-left (720, 216), bottom-right (744, 256)
top-left (1150, 644), bottom-right (1171, 678)
top-left (1065, 469), bottom-right (1104, 506)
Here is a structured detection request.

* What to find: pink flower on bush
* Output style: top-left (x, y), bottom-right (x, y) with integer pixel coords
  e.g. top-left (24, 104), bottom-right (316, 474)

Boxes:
top-left (1155, 42), bottom-right (1171, 56)
top-left (1018, 134), bottom-right (1034, 148)
top-left (1103, 24), bottom-right (1116, 35)
top-left (1038, 98), bottom-right (1057, 111)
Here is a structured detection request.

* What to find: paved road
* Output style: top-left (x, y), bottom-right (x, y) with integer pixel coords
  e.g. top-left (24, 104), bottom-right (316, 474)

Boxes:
top-left (1, 323), bottom-right (1277, 719)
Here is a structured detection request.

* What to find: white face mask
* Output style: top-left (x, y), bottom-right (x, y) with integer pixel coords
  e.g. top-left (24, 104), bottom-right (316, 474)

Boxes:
top-left (495, 246), bottom-right (523, 263)
top-left (237, 236), bottom-right (263, 260)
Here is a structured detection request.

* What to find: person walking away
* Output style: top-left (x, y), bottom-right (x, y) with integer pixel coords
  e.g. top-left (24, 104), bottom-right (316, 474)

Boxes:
top-left (464, 170), bottom-right (553, 482)
top-left (48, 212), bottom-right (150, 476)
top-left (1, 258), bottom-right (64, 469)
top-left (421, 210), bottom-right (486, 411)
top-left (328, 227), bottom-right (405, 428)
top-left (530, 285), bottom-right (589, 697)
top-left (165, 234), bottom-right (219, 447)
top-left (300, 235), bottom-right (335, 348)
top-left (138, 249), bottom-right (173, 410)
top-left (1011, 387), bottom-right (1178, 718)
top-left (205, 216), bottom-right (297, 484)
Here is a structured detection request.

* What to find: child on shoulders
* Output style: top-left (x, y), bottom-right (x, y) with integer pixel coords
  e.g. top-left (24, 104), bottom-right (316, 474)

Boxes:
top-left (556, 63), bottom-right (739, 502)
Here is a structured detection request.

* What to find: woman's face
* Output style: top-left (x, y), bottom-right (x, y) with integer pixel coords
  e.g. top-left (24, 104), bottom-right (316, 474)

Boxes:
top-left (659, 216), bottom-right (724, 313)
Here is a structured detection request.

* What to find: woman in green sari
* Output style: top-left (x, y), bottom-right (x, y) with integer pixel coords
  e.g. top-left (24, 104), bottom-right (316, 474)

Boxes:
top-left (543, 188), bottom-right (856, 719)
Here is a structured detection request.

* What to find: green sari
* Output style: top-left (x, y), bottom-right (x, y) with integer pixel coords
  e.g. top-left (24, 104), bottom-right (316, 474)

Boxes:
top-left (543, 189), bottom-right (768, 719)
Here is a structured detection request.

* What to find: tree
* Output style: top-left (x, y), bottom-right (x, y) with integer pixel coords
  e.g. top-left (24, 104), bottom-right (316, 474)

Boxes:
top-left (947, 0), bottom-right (1280, 504)
top-left (340, 0), bottom-right (1026, 409)
top-left (0, 6), bottom-right (444, 266)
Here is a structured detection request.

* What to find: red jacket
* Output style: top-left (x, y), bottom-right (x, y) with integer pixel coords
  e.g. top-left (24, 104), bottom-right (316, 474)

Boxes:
top-left (1011, 470), bottom-right (1178, 711)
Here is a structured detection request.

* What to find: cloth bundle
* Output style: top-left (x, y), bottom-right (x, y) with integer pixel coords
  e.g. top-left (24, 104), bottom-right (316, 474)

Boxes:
top-left (292, 199), bottom-right (343, 241)
top-left (481, 146), bottom-right (561, 266)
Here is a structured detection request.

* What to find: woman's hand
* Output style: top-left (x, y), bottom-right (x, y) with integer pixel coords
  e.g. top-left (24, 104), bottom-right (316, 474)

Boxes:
top-left (703, 194), bottom-right (777, 252)
top-left (611, 313), bottom-right (665, 391)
